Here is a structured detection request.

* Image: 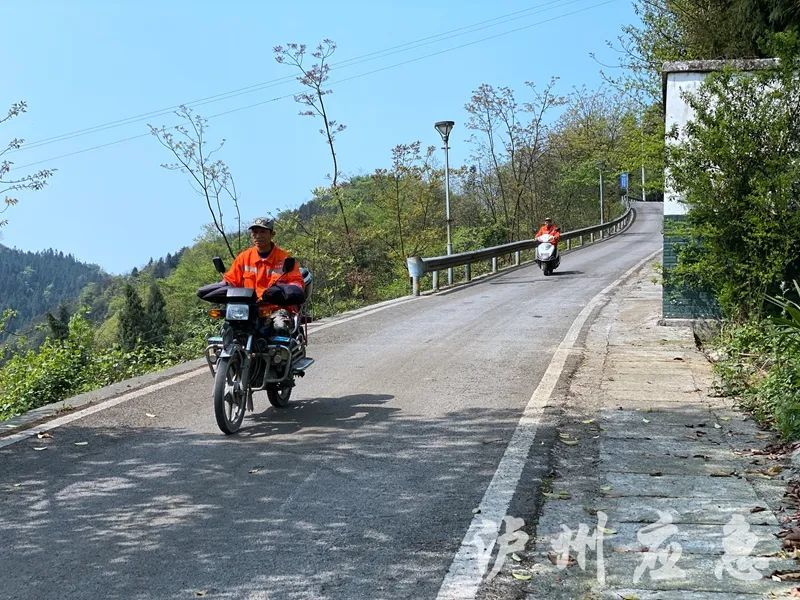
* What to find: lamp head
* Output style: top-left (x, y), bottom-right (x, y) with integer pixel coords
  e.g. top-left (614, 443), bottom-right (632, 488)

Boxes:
top-left (434, 120), bottom-right (455, 142)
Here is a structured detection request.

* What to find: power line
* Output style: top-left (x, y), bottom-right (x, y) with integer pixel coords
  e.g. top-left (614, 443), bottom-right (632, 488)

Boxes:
top-left (15, 0), bottom-right (617, 170)
top-left (16, 0), bottom-right (595, 152)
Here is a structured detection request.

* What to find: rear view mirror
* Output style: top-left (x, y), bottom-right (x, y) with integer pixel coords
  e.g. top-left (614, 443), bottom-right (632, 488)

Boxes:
top-left (212, 256), bottom-right (226, 274)
top-left (282, 257), bottom-right (296, 273)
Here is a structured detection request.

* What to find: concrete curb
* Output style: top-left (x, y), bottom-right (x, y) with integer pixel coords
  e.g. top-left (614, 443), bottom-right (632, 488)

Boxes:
top-left (1, 358), bottom-right (208, 437)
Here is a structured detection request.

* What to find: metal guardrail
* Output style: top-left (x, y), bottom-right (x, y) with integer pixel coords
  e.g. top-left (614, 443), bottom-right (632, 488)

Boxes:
top-left (406, 205), bottom-right (635, 296)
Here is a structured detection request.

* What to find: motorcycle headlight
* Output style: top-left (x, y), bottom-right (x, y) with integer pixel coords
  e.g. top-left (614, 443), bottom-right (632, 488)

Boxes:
top-left (225, 303), bottom-right (250, 321)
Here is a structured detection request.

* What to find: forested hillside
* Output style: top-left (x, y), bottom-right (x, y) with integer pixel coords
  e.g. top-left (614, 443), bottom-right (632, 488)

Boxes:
top-left (0, 245), bottom-right (108, 340)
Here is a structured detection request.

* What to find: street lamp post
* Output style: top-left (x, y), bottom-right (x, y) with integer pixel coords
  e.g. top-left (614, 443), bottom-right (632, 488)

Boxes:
top-left (435, 120), bottom-right (455, 285)
top-left (597, 162), bottom-right (605, 225)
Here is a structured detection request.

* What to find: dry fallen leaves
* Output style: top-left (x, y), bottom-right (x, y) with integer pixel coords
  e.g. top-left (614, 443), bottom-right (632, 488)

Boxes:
top-left (548, 552), bottom-right (577, 567)
top-left (710, 470), bottom-right (737, 478)
top-left (511, 570), bottom-right (532, 580)
top-left (778, 527), bottom-right (800, 550)
top-left (543, 491), bottom-right (571, 500)
top-left (36, 432), bottom-right (53, 439)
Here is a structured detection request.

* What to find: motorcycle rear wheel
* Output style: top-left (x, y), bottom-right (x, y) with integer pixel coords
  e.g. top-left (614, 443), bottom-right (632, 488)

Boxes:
top-left (213, 355), bottom-right (247, 434)
top-left (267, 383), bottom-right (292, 408)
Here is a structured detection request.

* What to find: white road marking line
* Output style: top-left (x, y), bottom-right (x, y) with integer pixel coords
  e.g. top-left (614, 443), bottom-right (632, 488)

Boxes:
top-left (436, 249), bottom-right (660, 599)
top-left (0, 369), bottom-right (205, 449)
top-left (308, 295), bottom-right (419, 332)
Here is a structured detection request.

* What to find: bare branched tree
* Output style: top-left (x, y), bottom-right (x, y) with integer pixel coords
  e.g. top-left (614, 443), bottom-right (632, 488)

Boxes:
top-left (1, 101), bottom-right (55, 228)
top-left (149, 106), bottom-right (241, 260)
top-left (274, 39), bottom-right (356, 262)
top-left (466, 80), bottom-right (564, 239)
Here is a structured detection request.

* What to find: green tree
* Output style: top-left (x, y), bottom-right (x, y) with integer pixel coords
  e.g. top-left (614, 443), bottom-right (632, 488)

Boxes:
top-left (118, 284), bottom-right (145, 350)
top-left (46, 304), bottom-right (70, 341)
top-left (608, 0), bottom-right (800, 104)
top-left (144, 282), bottom-right (169, 347)
top-left (667, 37), bottom-right (800, 320)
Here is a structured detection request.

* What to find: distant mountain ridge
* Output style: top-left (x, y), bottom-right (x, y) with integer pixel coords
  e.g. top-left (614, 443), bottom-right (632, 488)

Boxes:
top-left (0, 244), bottom-right (109, 340)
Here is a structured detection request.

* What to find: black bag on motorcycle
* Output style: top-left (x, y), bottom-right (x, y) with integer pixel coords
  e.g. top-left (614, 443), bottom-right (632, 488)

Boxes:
top-left (197, 281), bottom-right (230, 303)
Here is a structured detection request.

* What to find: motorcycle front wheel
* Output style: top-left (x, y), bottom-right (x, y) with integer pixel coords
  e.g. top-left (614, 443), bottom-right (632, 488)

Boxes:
top-left (213, 355), bottom-right (247, 434)
top-left (266, 383), bottom-right (292, 408)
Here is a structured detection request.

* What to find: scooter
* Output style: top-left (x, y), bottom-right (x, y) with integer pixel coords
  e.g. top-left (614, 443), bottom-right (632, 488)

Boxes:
top-left (535, 234), bottom-right (560, 276)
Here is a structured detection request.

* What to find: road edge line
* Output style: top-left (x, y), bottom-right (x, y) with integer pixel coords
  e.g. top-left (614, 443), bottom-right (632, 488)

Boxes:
top-left (435, 249), bottom-right (661, 599)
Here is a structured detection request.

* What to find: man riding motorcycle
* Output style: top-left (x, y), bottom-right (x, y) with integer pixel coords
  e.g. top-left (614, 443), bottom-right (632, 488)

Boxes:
top-left (198, 217), bottom-right (304, 336)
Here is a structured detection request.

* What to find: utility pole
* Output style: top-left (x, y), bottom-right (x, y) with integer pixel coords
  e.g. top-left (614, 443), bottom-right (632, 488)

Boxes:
top-left (598, 165), bottom-right (605, 225)
top-left (641, 131), bottom-right (646, 202)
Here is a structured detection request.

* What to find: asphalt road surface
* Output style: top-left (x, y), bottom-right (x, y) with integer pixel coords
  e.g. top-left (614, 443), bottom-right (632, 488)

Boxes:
top-left (0, 202), bottom-right (663, 600)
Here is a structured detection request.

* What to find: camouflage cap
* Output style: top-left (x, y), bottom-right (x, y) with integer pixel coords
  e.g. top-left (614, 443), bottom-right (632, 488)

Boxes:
top-left (248, 217), bottom-right (274, 231)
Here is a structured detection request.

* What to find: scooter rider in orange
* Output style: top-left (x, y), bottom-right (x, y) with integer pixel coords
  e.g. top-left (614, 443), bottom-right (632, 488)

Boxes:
top-left (223, 217), bottom-right (305, 335)
top-left (535, 217), bottom-right (561, 245)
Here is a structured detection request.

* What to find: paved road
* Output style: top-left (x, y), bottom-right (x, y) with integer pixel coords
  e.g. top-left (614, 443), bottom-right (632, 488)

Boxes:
top-left (0, 203), bottom-right (663, 600)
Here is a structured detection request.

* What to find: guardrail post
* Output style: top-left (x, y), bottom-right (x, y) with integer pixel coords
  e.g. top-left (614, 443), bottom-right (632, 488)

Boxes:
top-left (406, 256), bottom-right (425, 296)
top-left (465, 263), bottom-right (471, 282)
top-left (590, 232), bottom-right (594, 243)
top-left (432, 270), bottom-right (439, 292)
top-left (514, 251), bottom-right (520, 266)
top-left (566, 238), bottom-right (571, 251)
top-left (491, 257), bottom-right (497, 273)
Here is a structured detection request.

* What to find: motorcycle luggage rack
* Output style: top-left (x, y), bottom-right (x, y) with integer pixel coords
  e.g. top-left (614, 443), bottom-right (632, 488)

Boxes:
top-left (204, 342), bottom-right (223, 376)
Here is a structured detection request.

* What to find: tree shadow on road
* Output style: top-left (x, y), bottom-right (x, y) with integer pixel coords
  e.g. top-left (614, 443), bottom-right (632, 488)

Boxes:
top-left (0, 398), bottom-right (558, 600)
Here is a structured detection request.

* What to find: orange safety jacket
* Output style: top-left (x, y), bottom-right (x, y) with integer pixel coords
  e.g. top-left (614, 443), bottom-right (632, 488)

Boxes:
top-left (223, 244), bottom-right (304, 311)
top-left (535, 224), bottom-right (561, 245)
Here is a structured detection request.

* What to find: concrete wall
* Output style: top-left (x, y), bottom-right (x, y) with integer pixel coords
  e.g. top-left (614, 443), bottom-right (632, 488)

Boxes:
top-left (663, 72), bottom-right (708, 217)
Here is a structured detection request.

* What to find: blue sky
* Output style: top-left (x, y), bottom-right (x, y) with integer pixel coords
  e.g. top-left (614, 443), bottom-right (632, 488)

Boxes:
top-left (3, 0), bottom-right (637, 274)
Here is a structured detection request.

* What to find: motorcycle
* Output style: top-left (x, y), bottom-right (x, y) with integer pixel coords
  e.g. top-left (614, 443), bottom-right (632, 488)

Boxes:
top-left (199, 256), bottom-right (314, 434)
top-left (535, 233), bottom-right (560, 276)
